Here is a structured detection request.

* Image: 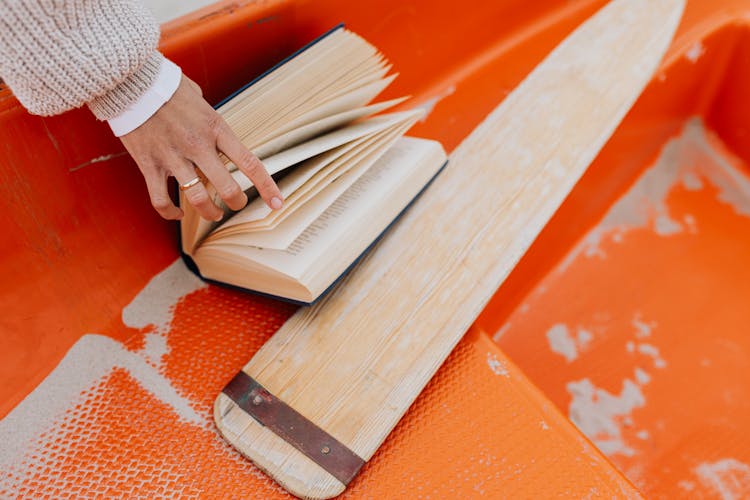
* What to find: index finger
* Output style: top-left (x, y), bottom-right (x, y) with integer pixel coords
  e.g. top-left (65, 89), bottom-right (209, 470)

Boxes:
top-left (217, 127), bottom-right (283, 210)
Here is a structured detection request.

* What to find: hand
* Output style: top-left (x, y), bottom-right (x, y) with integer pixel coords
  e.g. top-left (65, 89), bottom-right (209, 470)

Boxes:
top-left (120, 75), bottom-right (283, 221)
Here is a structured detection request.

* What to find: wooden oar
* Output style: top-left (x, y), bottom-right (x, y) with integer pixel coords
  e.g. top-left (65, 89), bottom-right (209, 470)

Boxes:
top-left (214, 0), bottom-right (685, 497)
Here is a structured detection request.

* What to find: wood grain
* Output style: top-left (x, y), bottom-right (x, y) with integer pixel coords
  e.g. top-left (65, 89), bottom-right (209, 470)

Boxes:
top-left (214, 0), bottom-right (685, 497)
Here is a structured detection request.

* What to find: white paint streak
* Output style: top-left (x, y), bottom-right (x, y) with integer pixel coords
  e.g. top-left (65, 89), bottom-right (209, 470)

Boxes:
top-left (567, 378), bottom-right (645, 457)
top-left (486, 353), bottom-right (509, 377)
top-left (695, 459), bottom-right (750, 500)
top-left (69, 152), bottom-right (128, 172)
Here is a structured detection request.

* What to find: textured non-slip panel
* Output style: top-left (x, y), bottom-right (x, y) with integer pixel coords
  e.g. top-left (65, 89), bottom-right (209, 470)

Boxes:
top-left (0, 260), bottom-right (637, 499)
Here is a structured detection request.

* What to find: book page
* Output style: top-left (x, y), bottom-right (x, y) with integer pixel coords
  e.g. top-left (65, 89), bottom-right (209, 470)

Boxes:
top-left (244, 126), bottom-right (406, 230)
top-left (252, 95), bottom-right (404, 160)
top-left (198, 138), bottom-right (443, 282)
top-left (215, 122), bottom-right (407, 233)
top-left (206, 124), bottom-right (411, 249)
top-left (229, 42), bottom-right (383, 144)
top-left (222, 140), bottom-right (368, 226)
top-left (220, 30), bottom-right (374, 128)
top-left (246, 75), bottom-right (397, 157)
top-left (231, 110), bottom-right (423, 190)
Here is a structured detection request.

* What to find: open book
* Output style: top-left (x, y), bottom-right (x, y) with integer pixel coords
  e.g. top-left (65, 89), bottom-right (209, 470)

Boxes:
top-left (180, 26), bottom-right (448, 304)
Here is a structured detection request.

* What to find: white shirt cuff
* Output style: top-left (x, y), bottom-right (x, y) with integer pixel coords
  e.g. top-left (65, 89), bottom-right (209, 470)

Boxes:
top-left (107, 58), bottom-right (183, 137)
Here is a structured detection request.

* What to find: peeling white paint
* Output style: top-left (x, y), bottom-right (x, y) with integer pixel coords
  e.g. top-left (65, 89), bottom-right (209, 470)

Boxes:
top-left (122, 259), bottom-right (206, 334)
top-left (567, 378), bottom-right (645, 457)
top-left (634, 367), bottom-right (651, 385)
top-left (547, 324), bottom-right (577, 362)
top-left (695, 458), bottom-right (750, 500)
top-left (559, 119), bottom-right (750, 270)
top-left (0, 334), bottom-right (203, 475)
top-left (632, 314), bottom-right (655, 338)
top-left (0, 258), bottom-right (209, 494)
top-left (546, 324), bottom-right (593, 362)
top-left (637, 343), bottom-right (667, 369)
top-left (486, 353), bottom-right (509, 377)
top-left (682, 172), bottom-right (703, 190)
top-left (142, 332), bottom-right (170, 366)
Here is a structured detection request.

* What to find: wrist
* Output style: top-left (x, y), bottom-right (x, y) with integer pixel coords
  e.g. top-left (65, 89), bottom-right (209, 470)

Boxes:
top-left (97, 55), bottom-right (183, 137)
top-left (87, 51), bottom-right (164, 121)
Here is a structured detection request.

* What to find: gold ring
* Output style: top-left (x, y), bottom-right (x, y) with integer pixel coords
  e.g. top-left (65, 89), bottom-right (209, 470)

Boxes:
top-left (179, 177), bottom-right (202, 191)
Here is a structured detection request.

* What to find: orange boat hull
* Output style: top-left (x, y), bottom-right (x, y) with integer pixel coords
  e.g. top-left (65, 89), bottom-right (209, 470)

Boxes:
top-left (2, 0), bottom-right (750, 497)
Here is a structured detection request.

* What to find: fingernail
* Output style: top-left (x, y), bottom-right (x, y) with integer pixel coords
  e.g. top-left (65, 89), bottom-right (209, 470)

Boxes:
top-left (214, 214), bottom-right (223, 222)
top-left (270, 197), bottom-right (283, 210)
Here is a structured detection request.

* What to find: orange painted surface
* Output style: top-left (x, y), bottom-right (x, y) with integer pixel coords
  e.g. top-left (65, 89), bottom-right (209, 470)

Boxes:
top-left (0, 284), bottom-right (637, 498)
top-left (476, 3), bottom-right (750, 498)
top-left (2, 0), bottom-right (750, 497)
top-left (0, 0), bottom-right (611, 420)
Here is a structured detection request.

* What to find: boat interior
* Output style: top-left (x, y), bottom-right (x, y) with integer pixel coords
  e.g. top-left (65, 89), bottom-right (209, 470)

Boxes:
top-left (2, 0), bottom-right (750, 497)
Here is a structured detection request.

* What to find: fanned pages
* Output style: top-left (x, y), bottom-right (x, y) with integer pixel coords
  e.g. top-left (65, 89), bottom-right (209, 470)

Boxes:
top-left (179, 26), bottom-right (447, 303)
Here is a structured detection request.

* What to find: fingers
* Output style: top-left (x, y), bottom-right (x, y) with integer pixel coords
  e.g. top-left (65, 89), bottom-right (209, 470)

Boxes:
top-left (196, 152), bottom-right (248, 212)
top-left (172, 160), bottom-right (224, 222)
top-left (217, 125), bottom-right (283, 210)
top-left (120, 78), bottom-right (279, 221)
top-left (142, 167), bottom-right (183, 220)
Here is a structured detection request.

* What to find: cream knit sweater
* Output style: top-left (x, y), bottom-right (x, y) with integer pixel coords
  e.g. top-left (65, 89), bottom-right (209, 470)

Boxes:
top-left (0, 0), bottom-right (163, 120)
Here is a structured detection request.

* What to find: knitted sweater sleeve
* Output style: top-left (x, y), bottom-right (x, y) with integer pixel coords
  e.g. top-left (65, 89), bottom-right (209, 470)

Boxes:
top-left (0, 0), bottom-right (164, 120)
